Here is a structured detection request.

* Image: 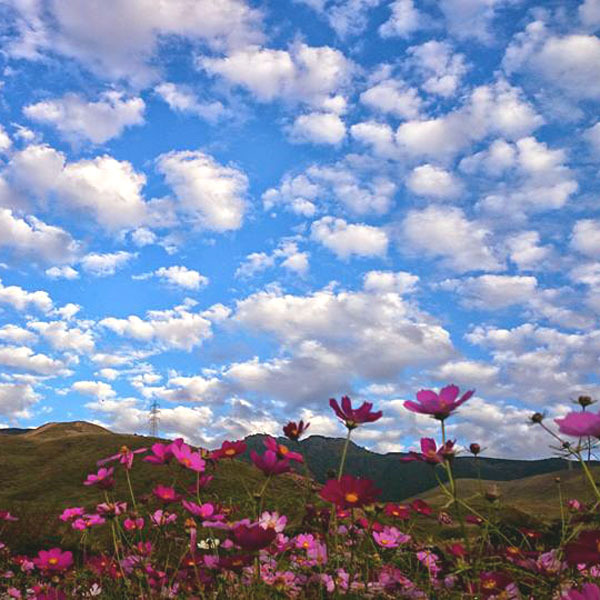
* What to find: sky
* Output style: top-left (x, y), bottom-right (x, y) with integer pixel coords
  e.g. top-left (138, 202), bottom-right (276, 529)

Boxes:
top-left (0, 0), bottom-right (598, 458)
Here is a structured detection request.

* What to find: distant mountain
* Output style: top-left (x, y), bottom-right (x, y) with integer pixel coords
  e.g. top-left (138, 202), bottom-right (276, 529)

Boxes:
top-left (243, 434), bottom-right (595, 501)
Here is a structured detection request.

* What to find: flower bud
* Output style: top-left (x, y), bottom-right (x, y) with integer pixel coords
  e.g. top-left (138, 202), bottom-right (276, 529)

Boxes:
top-left (469, 443), bottom-right (481, 456)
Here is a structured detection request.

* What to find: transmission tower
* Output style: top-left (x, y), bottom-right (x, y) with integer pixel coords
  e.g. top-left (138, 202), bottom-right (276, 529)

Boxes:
top-left (149, 400), bottom-right (160, 437)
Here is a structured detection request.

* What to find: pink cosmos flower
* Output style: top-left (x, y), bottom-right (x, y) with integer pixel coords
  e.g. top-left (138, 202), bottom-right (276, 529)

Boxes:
top-left (153, 484), bottom-right (182, 503)
top-left (404, 384), bottom-right (474, 420)
top-left (96, 501), bottom-right (127, 516)
top-left (211, 440), bottom-right (247, 460)
top-left (72, 514), bottom-right (105, 530)
top-left (83, 466), bottom-right (115, 489)
top-left (263, 436), bottom-right (303, 462)
top-left (250, 450), bottom-right (291, 476)
top-left (0, 511), bottom-right (18, 521)
top-left (143, 439), bottom-right (184, 465)
top-left (319, 475), bottom-right (381, 508)
top-left (402, 438), bottom-right (456, 464)
top-left (259, 511), bottom-right (287, 533)
top-left (150, 509), bottom-right (177, 527)
top-left (33, 548), bottom-right (73, 572)
top-left (564, 583), bottom-right (600, 600)
top-left (329, 396), bottom-right (382, 430)
top-left (123, 517), bottom-right (144, 531)
top-left (283, 420), bottom-right (310, 441)
top-left (555, 411), bottom-right (600, 438)
top-left (384, 503), bottom-right (411, 519)
top-left (59, 507), bottom-right (84, 522)
top-left (97, 445), bottom-right (147, 470)
top-left (171, 442), bottom-right (206, 472)
top-left (373, 526), bottom-right (411, 548)
top-left (182, 500), bottom-right (223, 521)
top-left (295, 533), bottom-right (317, 551)
top-left (231, 523), bottom-right (277, 551)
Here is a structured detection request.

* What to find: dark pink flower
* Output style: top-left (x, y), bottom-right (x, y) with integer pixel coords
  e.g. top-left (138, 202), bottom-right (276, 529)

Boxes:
top-left (410, 499), bottom-right (433, 516)
top-left (83, 466), bottom-right (115, 489)
top-left (97, 445), bottom-right (146, 470)
top-left (283, 420), bottom-right (310, 441)
top-left (33, 548), bottom-right (73, 572)
top-left (564, 583), bottom-right (600, 600)
top-left (404, 384), bottom-right (474, 420)
top-left (264, 436), bottom-right (303, 462)
top-left (123, 517), bottom-right (144, 531)
top-left (171, 443), bottom-right (205, 472)
top-left (0, 510), bottom-right (17, 522)
top-left (250, 450), bottom-right (291, 476)
top-left (153, 484), bottom-right (182, 503)
top-left (329, 396), bottom-right (382, 429)
top-left (565, 530), bottom-right (600, 565)
top-left (231, 523), bottom-right (276, 551)
top-left (211, 440), bottom-right (247, 460)
top-left (401, 438), bottom-right (455, 464)
top-left (555, 411), bottom-right (600, 438)
top-left (59, 507), bottom-right (84, 522)
top-left (143, 439), bottom-right (184, 465)
top-left (319, 474), bottom-right (381, 508)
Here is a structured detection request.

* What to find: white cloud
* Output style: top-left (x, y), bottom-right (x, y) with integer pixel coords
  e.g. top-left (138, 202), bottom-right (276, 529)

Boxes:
top-left (154, 266), bottom-right (209, 290)
top-left (0, 208), bottom-right (79, 264)
top-left (0, 324), bottom-right (38, 345)
top-left (156, 150), bottom-right (248, 232)
top-left (571, 220), bottom-right (600, 258)
top-left (9, 145), bottom-right (148, 231)
top-left (432, 360), bottom-right (500, 387)
top-left (45, 265), bottom-right (79, 280)
top-left (362, 270), bottom-right (419, 294)
top-left (378, 0), bottom-right (423, 39)
top-left (200, 43), bottom-right (353, 111)
top-left (406, 164), bottom-right (462, 199)
top-left (439, 0), bottom-right (512, 43)
top-left (360, 79), bottom-right (421, 119)
top-left (0, 382), bottom-right (40, 419)
top-left (506, 231), bottom-right (552, 271)
top-left (235, 241), bottom-right (309, 278)
top-left (584, 123), bottom-right (600, 157)
top-left (401, 205), bottom-right (502, 272)
top-left (311, 216), bottom-right (388, 259)
top-left (100, 302), bottom-right (216, 351)
top-left (28, 321), bottom-right (95, 354)
top-left (24, 91), bottom-right (145, 143)
top-left (0, 345), bottom-right (66, 375)
top-left (297, 0), bottom-right (381, 38)
top-left (504, 23), bottom-right (600, 100)
top-left (289, 112), bottom-right (346, 145)
top-left (580, 0), bottom-right (600, 28)
top-left (5, 0), bottom-right (264, 84)
top-left (80, 251), bottom-right (137, 277)
top-left (72, 380), bottom-right (116, 400)
top-left (0, 279), bottom-right (53, 313)
top-left (155, 83), bottom-right (227, 122)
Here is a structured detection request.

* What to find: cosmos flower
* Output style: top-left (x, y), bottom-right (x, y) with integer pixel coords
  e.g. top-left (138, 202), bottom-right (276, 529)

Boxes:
top-left (329, 396), bottom-right (382, 429)
top-left (565, 530), bottom-right (600, 566)
top-left (143, 439), bottom-right (184, 465)
top-left (555, 412), bottom-right (600, 438)
top-left (283, 420), bottom-right (310, 441)
top-left (83, 467), bottom-right (115, 489)
top-left (263, 436), bottom-right (303, 462)
top-left (564, 583), bottom-right (600, 600)
top-left (211, 440), bottom-right (247, 460)
top-left (153, 484), bottom-right (182, 503)
top-left (319, 475), bottom-right (381, 508)
top-left (33, 548), bottom-right (73, 572)
top-left (171, 443), bottom-right (206, 472)
top-left (476, 572), bottom-right (515, 598)
top-left (250, 450), bottom-right (291, 476)
top-left (403, 384), bottom-right (474, 420)
top-left (383, 503), bottom-right (411, 520)
top-left (231, 523), bottom-right (277, 551)
top-left (401, 438), bottom-right (456, 464)
top-left (259, 511), bottom-right (287, 533)
top-left (123, 517), bottom-right (144, 531)
top-left (59, 507), bottom-right (84, 522)
top-left (373, 526), bottom-right (410, 548)
top-left (97, 445), bottom-right (147, 470)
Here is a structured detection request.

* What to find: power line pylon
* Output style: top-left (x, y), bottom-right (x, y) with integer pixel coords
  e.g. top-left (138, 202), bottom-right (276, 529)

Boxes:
top-left (149, 400), bottom-right (160, 437)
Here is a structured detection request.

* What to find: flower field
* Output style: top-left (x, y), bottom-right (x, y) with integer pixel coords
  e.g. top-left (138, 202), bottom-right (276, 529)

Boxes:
top-left (0, 386), bottom-right (599, 599)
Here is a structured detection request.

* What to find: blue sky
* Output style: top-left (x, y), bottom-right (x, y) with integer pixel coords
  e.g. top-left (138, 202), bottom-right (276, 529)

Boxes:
top-left (0, 0), bottom-right (598, 458)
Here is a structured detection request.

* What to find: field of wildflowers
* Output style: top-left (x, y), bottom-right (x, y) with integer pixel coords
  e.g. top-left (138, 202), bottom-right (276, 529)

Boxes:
top-left (0, 385), bottom-right (600, 599)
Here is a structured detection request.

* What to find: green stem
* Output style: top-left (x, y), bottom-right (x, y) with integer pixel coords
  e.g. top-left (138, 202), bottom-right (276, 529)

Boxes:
top-left (125, 468), bottom-right (137, 512)
top-left (337, 428), bottom-right (353, 480)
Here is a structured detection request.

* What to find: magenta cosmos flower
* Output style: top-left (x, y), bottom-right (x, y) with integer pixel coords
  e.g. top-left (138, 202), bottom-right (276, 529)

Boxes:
top-left (83, 466), bottom-right (115, 489)
top-left (404, 384), bottom-right (474, 420)
top-left (97, 445), bottom-right (147, 470)
top-left (329, 396), bottom-right (382, 430)
top-left (250, 450), bottom-right (291, 476)
top-left (171, 443), bottom-right (205, 472)
top-left (153, 484), bottom-right (182, 503)
top-left (144, 439), bottom-right (184, 465)
top-left (320, 474), bottom-right (381, 508)
top-left (564, 584), bottom-right (600, 600)
top-left (283, 420), bottom-right (310, 441)
top-left (555, 411), bottom-right (600, 438)
top-left (211, 440), bottom-right (247, 460)
top-left (231, 523), bottom-right (277, 551)
top-left (33, 548), bottom-right (73, 572)
top-left (264, 436), bottom-right (303, 462)
top-left (402, 438), bottom-right (456, 464)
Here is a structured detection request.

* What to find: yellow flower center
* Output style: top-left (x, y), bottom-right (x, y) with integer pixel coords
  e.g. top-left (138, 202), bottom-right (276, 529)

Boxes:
top-left (482, 580), bottom-right (496, 590)
top-left (120, 445), bottom-right (130, 455)
top-left (182, 458), bottom-right (191, 466)
top-left (380, 539), bottom-right (389, 545)
top-left (225, 448), bottom-right (236, 456)
top-left (345, 492), bottom-right (359, 504)
top-left (278, 445), bottom-right (289, 455)
top-left (48, 557), bottom-right (58, 565)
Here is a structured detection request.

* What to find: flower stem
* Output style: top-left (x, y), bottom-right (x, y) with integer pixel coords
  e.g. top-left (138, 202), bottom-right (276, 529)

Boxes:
top-left (337, 428), bottom-right (352, 480)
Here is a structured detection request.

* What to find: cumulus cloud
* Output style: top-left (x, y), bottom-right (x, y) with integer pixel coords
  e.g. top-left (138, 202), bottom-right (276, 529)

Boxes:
top-left (80, 252), bottom-right (137, 277)
top-left (0, 279), bottom-right (53, 313)
top-left (28, 320), bottom-right (95, 354)
top-left (439, 0), bottom-right (513, 43)
top-left (289, 112), bottom-right (346, 145)
top-left (400, 205), bottom-right (501, 272)
top-left (45, 266), bottom-right (79, 280)
top-left (311, 216), bottom-right (388, 259)
top-left (236, 241), bottom-right (309, 278)
top-left (8, 145), bottom-right (147, 231)
top-left (506, 231), bottom-right (552, 271)
top-left (155, 83), bottom-right (227, 122)
top-left (297, 0), bottom-right (381, 38)
top-left (0, 345), bottom-right (67, 375)
top-left (406, 164), bottom-right (462, 199)
top-left (360, 79), bottom-right (421, 119)
top-left (0, 382), bottom-right (40, 419)
top-left (156, 150), bottom-right (248, 232)
top-left (154, 266), bottom-right (209, 290)
top-left (24, 91), bottom-right (145, 143)
top-left (378, 0), bottom-right (423, 39)
top-left (571, 220), bottom-right (600, 257)
top-left (200, 42), bottom-right (353, 112)
top-left (4, 0), bottom-right (264, 84)
top-left (362, 270), bottom-right (419, 294)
